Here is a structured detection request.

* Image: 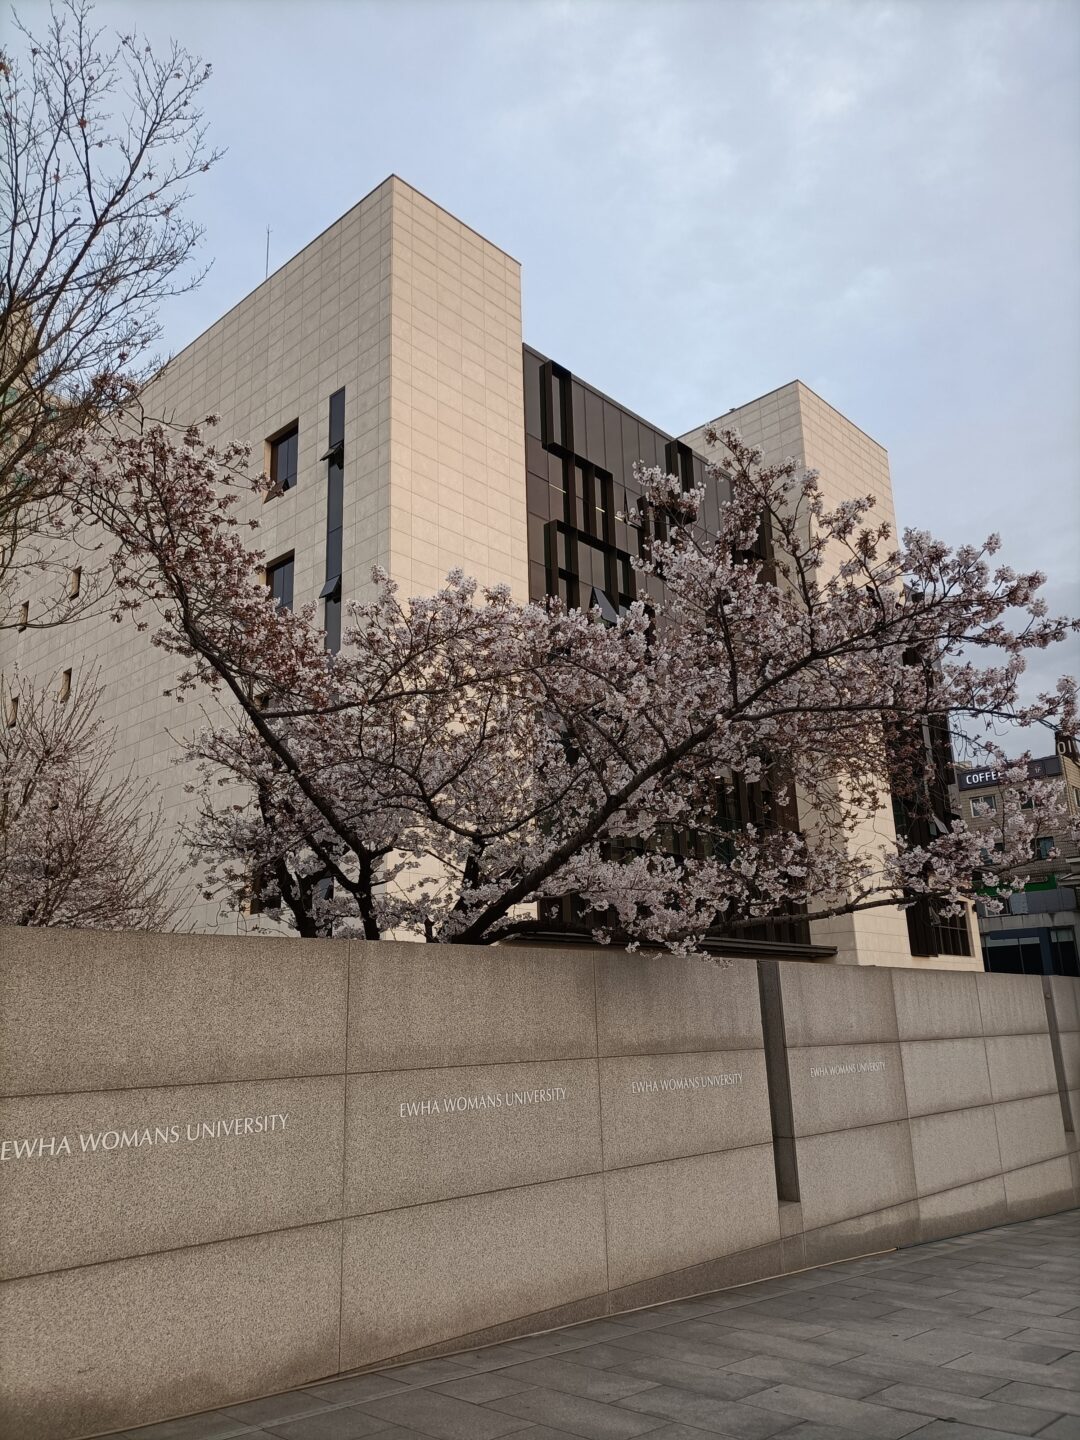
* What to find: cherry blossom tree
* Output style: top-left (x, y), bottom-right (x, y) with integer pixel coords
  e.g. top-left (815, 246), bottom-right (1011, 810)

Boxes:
top-left (0, 667), bottom-right (179, 927)
top-left (74, 416), bottom-right (1078, 951)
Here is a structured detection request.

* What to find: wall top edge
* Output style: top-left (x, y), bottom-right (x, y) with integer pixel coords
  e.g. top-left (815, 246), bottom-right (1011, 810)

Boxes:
top-left (7, 928), bottom-right (1079, 984)
top-left (144, 173), bottom-right (519, 396)
top-left (680, 378), bottom-right (888, 457)
top-left (0, 927), bottom-right (812, 967)
top-left (386, 175), bottom-right (521, 266)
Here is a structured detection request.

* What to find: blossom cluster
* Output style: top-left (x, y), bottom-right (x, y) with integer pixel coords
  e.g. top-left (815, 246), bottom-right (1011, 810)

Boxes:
top-left (70, 419), bottom-right (1078, 951)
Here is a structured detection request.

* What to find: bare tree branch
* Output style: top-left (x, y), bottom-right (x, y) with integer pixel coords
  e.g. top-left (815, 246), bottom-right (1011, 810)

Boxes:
top-left (0, 0), bottom-right (220, 626)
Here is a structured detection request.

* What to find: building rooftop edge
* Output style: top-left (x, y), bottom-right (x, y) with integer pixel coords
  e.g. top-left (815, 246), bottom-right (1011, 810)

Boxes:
top-left (390, 174), bottom-right (521, 266)
top-left (151, 175), bottom-right (519, 390)
top-left (681, 378), bottom-right (888, 455)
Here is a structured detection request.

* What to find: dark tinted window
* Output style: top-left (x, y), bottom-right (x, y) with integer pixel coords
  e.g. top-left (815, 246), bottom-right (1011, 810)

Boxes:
top-left (983, 934), bottom-right (1044, 974)
top-left (1050, 927), bottom-right (1079, 977)
top-left (270, 425), bottom-right (299, 493)
top-left (267, 554), bottom-right (294, 611)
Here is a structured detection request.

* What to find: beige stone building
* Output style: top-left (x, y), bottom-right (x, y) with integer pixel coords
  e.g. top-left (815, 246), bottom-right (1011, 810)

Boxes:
top-left (681, 385), bottom-right (977, 971)
top-left (0, 176), bottom-right (977, 966)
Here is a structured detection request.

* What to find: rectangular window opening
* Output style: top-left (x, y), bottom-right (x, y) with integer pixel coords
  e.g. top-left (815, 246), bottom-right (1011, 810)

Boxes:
top-left (266, 553), bottom-right (295, 612)
top-left (268, 422), bottom-right (299, 495)
top-left (59, 669), bottom-right (72, 703)
top-left (248, 865), bottom-right (281, 916)
top-left (68, 567), bottom-right (82, 599)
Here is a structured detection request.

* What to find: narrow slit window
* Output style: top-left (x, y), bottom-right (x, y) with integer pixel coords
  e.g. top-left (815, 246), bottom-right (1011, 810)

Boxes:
top-left (59, 669), bottom-right (72, 703)
top-left (68, 567), bottom-right (82, 599)
top-left (323, 387), bottom-right (345, 653)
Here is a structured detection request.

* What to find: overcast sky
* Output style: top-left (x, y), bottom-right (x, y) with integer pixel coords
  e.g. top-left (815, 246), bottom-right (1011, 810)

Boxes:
top-left (25, 0), bottom-right (1080, 745)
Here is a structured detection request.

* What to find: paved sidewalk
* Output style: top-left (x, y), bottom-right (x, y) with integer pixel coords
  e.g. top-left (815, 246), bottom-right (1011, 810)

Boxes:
top-left (123, 1210), bottom-right (1080, 1440)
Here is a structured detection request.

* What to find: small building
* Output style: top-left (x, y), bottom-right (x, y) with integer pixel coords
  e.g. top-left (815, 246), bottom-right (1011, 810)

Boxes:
top-left (954, 735), bottom-right (1080, 976)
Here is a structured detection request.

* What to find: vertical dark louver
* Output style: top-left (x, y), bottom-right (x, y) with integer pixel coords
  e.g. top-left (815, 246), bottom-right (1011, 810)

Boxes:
top-left (664, 438), bottom-right (695, 490)
top-left (321, 388), bottom-right (345, 652)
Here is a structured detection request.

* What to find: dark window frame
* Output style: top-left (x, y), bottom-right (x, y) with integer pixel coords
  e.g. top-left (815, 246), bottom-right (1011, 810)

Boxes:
top-left (268, 422), bottom-right (300, 495)
top-left (266, 552), bottom-right (295, 612)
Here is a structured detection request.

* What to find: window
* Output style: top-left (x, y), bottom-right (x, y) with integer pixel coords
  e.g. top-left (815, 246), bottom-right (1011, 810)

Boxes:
top-left (269, 423), bottom-right (299, 494)
top-left (248, 865), bottom-right (280, 916)
top-left (983, 933), bottom-right (1044, 975)
top-left (323, 388), bottom-right (345, 652)
top-left (58, 669), bottom-right (71, 703)
top-left (1050, 927), bottom-right (1079, 978)
top-left (970, 794), bottom-right (997, 818)
top-left (5, 694), bottom-right (18, 727)
top-left (68, 567), bottom-right (82, 599)
top-left (1034, 836), bottom-right (1056, 861)
top-left (266, 554), bottom-right (294, 611)
top-left (938, 913), bottom-right (972, 956)
top-left (17, 600), bottom-right (28, 631)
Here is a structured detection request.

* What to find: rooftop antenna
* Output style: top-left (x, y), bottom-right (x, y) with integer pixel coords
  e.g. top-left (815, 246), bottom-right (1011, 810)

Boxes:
top-left (264, 226), bottom-right (271, 280)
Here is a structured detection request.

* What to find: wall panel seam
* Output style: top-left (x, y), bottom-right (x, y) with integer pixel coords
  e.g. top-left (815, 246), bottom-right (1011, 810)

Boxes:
top-left (338, 943), bottom-right (351, 1375)
top-left (592, 954), bottom-right (610, 1297)
top-left (0, 1216), bottom-right (342, 1285)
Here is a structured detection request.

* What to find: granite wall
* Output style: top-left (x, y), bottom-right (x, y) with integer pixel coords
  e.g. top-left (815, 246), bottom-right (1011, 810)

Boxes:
top-left (763, 960), bottom-right (1078, 1275)
top-left (1, 929), bottom-right (1077, 1440)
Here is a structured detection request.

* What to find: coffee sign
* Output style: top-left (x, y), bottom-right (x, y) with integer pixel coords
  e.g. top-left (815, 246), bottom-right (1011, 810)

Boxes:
top-left (958, 756), bottom-right (1062, 791)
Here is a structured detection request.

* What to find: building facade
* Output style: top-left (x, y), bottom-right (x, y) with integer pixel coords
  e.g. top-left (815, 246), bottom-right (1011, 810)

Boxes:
top-left (955, 738), bottom-right (1080, 977)
top-left (0, 175), bottom-right (977, 967)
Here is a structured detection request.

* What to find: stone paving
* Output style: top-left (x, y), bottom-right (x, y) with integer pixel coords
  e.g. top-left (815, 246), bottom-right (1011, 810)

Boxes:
top-left (121, 1210), bottom-right (1080, 1440)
